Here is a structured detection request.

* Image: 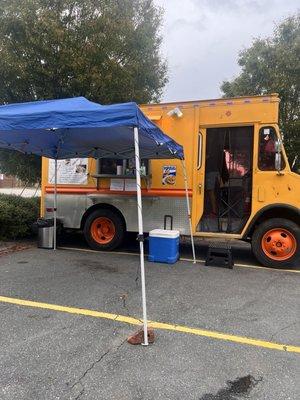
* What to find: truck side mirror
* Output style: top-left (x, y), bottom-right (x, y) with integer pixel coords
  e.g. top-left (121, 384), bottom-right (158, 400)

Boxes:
top-left (275, 139), bottom-right (283, 173)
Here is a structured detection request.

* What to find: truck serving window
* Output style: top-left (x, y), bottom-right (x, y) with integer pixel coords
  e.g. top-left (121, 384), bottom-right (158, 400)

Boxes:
top-left (97, 159), bottom-right (123, 175)
top-left (97, 158), bottom-right (149, 176)
top-left (258, 127), bottom-right (285, 171)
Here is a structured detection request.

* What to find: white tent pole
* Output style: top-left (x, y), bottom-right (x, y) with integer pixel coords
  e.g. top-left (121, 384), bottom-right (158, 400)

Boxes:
top-left (53, 159), bottom-right (57, 251)
top-left (181, 159), bottom-right (196, 264)
top-left (134, 126), bottom-right (148, 346)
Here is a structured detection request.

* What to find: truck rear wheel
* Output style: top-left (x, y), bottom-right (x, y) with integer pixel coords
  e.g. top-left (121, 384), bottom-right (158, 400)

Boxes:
top-left (252, 218), bottom-right (300, 268)
top-left (84, 209), bottom-right (125, 251)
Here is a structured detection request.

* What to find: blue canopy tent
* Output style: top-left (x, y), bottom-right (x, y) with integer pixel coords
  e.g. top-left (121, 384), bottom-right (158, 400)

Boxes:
top-left (0, 97), bottom-right (184, 159)
top-left (0, 96), bottom-right (195, 345)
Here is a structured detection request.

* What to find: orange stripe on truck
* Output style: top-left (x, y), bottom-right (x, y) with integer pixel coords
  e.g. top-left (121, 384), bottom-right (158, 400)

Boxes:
top-left (44, 186), bottom-right (192, 197)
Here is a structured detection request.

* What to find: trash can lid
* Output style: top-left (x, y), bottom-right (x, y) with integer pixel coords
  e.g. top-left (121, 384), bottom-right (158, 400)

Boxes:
top-left (36, 218), bottom-right (54, 227)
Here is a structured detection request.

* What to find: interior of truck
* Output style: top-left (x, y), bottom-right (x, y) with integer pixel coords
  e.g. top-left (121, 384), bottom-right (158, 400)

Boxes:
top-left (198, 126), bottom-right (254, 234)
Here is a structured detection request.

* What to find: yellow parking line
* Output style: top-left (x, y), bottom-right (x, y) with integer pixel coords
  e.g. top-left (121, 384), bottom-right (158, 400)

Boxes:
top-left (0, 295), bottom-right (299, 354)
top-left (59, 246), bottom-right (300, 273)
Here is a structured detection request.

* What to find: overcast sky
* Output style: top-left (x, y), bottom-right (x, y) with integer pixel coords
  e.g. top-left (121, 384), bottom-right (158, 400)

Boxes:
top-left (155, 0), bottom-right (299, 102)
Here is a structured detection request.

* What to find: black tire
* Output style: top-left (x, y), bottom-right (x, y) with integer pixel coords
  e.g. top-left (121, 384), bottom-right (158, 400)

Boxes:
top-left (251, 218), bottom-right (300, 268)
top-left (83, 208), bottom-right (125, 251)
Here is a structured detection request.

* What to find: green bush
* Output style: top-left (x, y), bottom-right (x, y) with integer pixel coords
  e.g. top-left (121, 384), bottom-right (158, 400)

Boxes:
top-left (0, 194), bottom-right (40, 240)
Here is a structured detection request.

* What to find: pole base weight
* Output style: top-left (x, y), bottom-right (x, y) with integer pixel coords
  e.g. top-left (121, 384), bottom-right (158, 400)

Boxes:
top-left (127, 327), bottom-right (155, 345)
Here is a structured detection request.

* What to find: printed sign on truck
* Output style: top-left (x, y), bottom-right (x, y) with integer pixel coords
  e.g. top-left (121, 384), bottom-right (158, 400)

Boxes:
top-left (162, 165), bottom-right (176, 185)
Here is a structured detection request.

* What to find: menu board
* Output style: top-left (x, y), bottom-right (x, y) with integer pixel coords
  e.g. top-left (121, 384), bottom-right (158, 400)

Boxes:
top-left (110, 179), bottom-right (124, 191)
top-left (48, 158), bottom-right (88, 184)
top-left (124, 179), bottom-right (137, 191)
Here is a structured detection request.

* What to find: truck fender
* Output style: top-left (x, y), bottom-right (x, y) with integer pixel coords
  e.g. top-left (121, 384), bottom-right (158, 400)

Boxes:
top-left (243, 203), bottom-right (300, 239)
top-left (80, 203), bottom-right (126, 231)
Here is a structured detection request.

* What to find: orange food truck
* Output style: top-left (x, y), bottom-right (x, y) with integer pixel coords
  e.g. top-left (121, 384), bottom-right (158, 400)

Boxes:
top-left (41, 94), bottom-right (300, 268)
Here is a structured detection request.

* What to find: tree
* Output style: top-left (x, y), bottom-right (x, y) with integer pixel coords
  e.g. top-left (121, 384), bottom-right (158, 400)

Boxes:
top-left (221, 14), bottom-right (300, 169)
top-left (0, 0), bottom-right (167, 183)
top-left (0, 151), bottom-right (41, 185)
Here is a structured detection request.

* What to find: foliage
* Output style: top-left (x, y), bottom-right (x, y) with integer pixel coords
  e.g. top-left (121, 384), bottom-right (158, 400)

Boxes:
top-left (0, 0), bottom-right (167, 182)
top-left (0, 150), bottom-right (41, 185)
top-left (0, 194), bottom-right (40, 239)
top-left (221, 14), bottom-right (300, 168)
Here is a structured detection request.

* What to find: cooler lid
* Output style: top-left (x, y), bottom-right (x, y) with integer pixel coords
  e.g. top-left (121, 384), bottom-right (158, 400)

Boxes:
top-left (149, 229), bottom-right (180, 239)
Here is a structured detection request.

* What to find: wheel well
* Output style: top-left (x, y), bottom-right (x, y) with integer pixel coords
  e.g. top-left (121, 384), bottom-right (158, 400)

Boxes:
top-left (245, 205), bottom-right (300, 239)
top-left (80, 203), bottom-right (126, 231)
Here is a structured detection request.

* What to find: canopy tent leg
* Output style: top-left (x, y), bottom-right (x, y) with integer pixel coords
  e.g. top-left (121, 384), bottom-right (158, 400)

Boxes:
top-left (134, 126), bottom-right (149, 346)
top-left (181, 159), bottom-right (196, 263)
top-left (53, 159), bottom-right (57, 251)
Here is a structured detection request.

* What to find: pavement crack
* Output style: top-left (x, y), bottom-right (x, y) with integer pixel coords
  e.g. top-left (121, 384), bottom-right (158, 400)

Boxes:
top-left (73, 382), bottom-right (84, 400)
top-left (112, 313), bottom-right (120, 335)
top-left (115, 338), bottom-right (127, 351)
top-left (70, 339), bottom-right (126, 399)
top-left (118, 293), bottom-right (144, 325)
top-left (70, 348), bottom-right (110, 398)
top-left (120, 293), bottom-right (131, 316)
top-left (270, 321), bottom-right (298, 342)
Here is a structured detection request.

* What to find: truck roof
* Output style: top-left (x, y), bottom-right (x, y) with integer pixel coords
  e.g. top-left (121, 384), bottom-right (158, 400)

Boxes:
top-left (141, 93), bottom-right (280, 109)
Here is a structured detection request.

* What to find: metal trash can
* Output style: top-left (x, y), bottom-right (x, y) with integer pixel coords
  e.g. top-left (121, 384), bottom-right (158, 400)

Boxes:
top-left (37, 219), bottom-right (54, 249)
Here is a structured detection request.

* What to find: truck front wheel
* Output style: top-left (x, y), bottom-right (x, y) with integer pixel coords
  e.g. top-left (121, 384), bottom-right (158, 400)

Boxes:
top-left (252, 218), bottom-right (300, 268)
top-left (84, 209), bottom-right (125, 251)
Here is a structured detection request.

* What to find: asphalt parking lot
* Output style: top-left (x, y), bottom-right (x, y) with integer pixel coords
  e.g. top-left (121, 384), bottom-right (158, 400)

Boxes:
top-left (0, 247), bottom-right (299, 400)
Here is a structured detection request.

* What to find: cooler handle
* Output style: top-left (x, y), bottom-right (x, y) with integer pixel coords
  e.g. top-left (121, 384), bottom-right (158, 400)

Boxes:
top-left (164, 215), bottom-right (173, 230)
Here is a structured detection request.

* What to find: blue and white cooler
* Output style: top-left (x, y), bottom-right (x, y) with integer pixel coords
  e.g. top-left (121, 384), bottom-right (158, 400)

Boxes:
top-left (148, 229), bottom-right (180, 264)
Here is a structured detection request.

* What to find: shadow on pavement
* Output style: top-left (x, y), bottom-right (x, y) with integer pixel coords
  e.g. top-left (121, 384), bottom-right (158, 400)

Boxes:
top-left (58, 230), bottom-right (256, 266)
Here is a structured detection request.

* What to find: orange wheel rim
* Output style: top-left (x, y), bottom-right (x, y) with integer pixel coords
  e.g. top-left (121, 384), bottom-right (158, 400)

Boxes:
top-left (261, 228), bottom-right (297, 261)
top-left (91, 217), bottom-right (115, 245)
